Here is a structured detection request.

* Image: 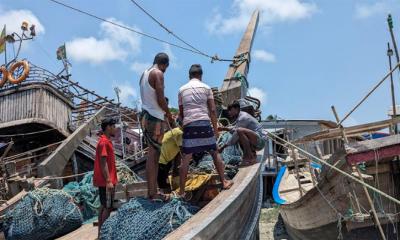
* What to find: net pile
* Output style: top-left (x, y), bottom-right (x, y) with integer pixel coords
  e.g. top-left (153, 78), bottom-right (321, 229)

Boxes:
top-left (100, 197), bottom-right (197, 240)
top-left (63, 161), bottom-right (142, 222)
top-left (2, 188), bottom-right (83, 240)
top-left (63, 172), bottom-right (98, 222)
top-left (194, 132), bottom-right (242, 178)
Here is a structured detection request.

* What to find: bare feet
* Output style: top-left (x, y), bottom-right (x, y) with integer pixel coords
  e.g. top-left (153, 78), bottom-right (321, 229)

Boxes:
top-left (222, 180), bottom-right (233, 190)
top-left (149, 193), bottom-right (171, 202)
top-left (240, 158), bottom-right (256, 167)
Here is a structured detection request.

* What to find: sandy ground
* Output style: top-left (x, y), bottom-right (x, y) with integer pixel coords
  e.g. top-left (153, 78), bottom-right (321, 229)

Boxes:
top-left (259, 204), bottom-right (291, 240)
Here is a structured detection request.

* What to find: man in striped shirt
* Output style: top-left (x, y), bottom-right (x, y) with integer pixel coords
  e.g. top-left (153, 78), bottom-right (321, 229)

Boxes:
top-left (178, 64), bottom-right (233, 197)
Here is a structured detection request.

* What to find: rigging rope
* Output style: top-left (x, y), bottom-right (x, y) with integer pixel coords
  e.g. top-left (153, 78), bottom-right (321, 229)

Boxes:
top-left (265, 130), bottom-right (400, 207)
top-left (48, 0), bottom-right (232, 62)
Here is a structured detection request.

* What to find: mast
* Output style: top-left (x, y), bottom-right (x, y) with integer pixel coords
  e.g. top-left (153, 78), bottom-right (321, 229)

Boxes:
top-left (220, 10), bottom-right (259, 106)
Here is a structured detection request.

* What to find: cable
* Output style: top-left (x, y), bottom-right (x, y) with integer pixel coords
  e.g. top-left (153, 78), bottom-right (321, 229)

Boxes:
top-left (48, 0), bottom-right (231, 62)
top-left (128, 0), bottom-right (232, 62)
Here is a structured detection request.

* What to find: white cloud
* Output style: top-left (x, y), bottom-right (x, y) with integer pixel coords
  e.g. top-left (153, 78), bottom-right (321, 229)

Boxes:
top-left (253, 49), bottom-right (276, 62)
top-left (355, 2), bottom-right (388, 19)
top-left (67, 18), bottom-right (141, 64)
top-left (130, 61), bottom-right (151, 75)
top-left (114, 83), bottom-right (137, 106)
top-left (0, 9), bottom-right (45, 35)
top-left (248, 87), bottom-right (267, 104)
top-left (207, 0), bottom-right (317, 35)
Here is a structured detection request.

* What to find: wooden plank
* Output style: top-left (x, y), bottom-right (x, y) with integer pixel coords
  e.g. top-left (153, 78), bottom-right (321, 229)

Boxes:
top-left (38, 107), bottom-right (106, 177)
top-left (295, 118), bottom-right (400, 143)
top-left (56, 224), bottom-right (97, 240)
top-left (365, 163), bottom-right (391, 175)
top-left (347, 134), bottom-right (400, 153)
top-left (0, 190), bottom-right (27, 216)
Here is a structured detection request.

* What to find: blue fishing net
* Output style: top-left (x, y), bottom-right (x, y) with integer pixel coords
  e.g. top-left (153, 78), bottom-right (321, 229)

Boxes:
top-left (2, 188), bottom-right (83, 240)
top-left (100, 197), bottom-right (198, 240)
top-left (194, 132), bottom-right (242, 178)
top-left (63, 172), bottom-right (99, 222)
top-left (63, 162), bottom-right (142, 222)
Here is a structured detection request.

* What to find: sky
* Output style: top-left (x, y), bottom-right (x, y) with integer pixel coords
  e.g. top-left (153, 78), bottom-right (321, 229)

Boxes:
top-left (1, 0), bottom-right (400, 126)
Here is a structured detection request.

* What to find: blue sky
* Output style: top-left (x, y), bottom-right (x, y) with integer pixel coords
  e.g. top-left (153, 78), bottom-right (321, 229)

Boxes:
top-left (2, 0), bottom-right (400, 125)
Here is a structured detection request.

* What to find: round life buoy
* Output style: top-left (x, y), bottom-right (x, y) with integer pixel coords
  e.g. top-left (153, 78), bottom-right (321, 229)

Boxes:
top-left (8, 60), bottom-right (30, 84)
top-left (0, 66), bottom-right (8, 88)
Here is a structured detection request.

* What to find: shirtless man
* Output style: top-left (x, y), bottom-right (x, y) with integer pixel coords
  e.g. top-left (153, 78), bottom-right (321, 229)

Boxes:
top-left (140, 53), bottom-right (174, 200)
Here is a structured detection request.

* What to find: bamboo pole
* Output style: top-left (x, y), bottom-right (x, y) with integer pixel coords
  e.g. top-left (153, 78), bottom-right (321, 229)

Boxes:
top-left (387, 42), bottom-right (398, 134)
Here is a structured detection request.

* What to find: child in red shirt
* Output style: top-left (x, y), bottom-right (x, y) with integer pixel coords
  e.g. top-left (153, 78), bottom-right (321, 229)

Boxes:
top-left (93, 117), bottom-right (118, 238)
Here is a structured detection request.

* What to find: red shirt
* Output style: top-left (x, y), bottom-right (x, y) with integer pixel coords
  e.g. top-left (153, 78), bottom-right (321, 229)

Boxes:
top-left (93, 135), bottom-right (118, 187)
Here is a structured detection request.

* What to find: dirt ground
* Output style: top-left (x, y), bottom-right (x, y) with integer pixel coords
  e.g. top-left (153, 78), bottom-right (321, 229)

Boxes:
top-left (259, 203), bottom-right (291, 240)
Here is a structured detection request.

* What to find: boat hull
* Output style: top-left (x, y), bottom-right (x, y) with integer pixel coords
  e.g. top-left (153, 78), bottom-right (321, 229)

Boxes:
top-left (165, 162), bottom-right (262, 240)
top-left (278, 152), bottom-right (400, 240)
top-left (284, 220), bottom-right (399, 240)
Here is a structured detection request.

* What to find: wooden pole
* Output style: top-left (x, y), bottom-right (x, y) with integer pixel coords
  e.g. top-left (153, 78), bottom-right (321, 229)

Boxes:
top-left (338, 62), bottom-right (400, 125)
top-left (387, 42), bottom-right (398, 134)
top-left (354, 166), bottom-right (386, 240)
top-left (220, 10), bottom-right (259, 105)
top-left (291, 147), bottom-right (303, 197)
top-left (331, 106), bottom-right (348, 143)
top-left (388, 14), bottom-right (400, 66)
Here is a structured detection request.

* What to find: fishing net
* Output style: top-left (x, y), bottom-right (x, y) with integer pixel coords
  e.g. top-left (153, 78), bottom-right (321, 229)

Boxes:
top-left (100, 197), bottom-right (197, 240)
top-left (116, 161), bottom-right (142, 184)
top-left (2, 188), bottom-right (83, 240)
top-left (193, 132), bottom-right (242, 178)
top-left (63, 161), bottom-right (142, 222)
top-left (63, 172), bottom-right (98, 222)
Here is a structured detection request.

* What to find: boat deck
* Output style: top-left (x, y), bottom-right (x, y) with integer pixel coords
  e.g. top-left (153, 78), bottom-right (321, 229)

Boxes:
top-left (278, 167), bottom-right (314, 204)
top-left (57, 223), bottom-right (97, 240)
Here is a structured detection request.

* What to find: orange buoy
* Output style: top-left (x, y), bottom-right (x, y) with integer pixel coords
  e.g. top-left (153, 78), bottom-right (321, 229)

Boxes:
top-left (8, 60), bottom-right (30, 84)
top-left (0, 66), bottom-right (8, 88)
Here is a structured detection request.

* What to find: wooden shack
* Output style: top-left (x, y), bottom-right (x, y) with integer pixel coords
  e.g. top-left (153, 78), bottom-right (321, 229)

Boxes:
top-left (0, 83), bottom-right (73, 136)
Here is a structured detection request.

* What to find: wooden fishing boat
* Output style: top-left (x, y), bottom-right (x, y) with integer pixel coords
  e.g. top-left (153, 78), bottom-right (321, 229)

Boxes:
top-left (1, 9), bottom-right (264, 240)
top-left (273, 120), bottom-right (400, 240)
top-left (59, 9), bottom-right (263, 240)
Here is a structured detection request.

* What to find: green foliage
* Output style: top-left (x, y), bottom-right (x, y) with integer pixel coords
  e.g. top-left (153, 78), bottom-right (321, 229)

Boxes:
top-left (266, 114), bottom-right (277, 121)
top-left (169, 107), bottom-right (179, 114)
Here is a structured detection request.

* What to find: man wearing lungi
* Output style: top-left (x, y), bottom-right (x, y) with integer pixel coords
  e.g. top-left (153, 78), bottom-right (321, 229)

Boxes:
top-left (139, 53), bottom-right (174, 200)
top-left (178, 64), bottom-right (233, 197)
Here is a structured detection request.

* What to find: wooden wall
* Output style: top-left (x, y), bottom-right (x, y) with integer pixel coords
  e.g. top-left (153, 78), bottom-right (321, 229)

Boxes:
top-left (0, 84), bottom-right (73, 133)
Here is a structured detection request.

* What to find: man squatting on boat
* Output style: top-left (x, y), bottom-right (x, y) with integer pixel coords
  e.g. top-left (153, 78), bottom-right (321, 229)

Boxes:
top-left (93, 118), bottom-right (118, 238)
top-left (219, 100), bottom-right (266, 165)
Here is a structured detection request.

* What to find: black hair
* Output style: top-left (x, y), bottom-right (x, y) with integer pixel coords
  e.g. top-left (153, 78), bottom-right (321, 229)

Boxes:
top-left (189, 64), bottom-right (203, 79)
top-left (101, 117), bottom-right (117, 132)
top-left (227, 101), bottom-right (241, 111)
top-left (153, 52), bottom-right (169, 65)
top-left (165, 97), bottom-right (169, 105)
